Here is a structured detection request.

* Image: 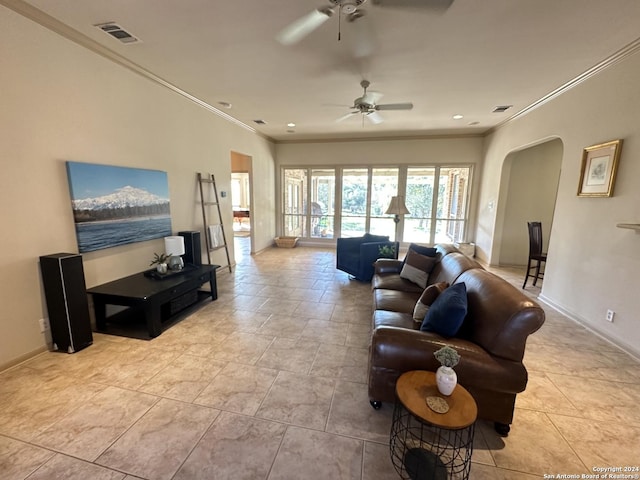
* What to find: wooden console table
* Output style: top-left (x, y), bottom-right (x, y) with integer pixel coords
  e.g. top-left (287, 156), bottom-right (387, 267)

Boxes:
top-left (88, 264), bottom-right (218, 339)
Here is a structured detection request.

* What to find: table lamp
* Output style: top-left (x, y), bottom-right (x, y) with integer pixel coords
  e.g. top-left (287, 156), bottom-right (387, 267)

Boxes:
top-left (164, 236), bottom-right (185, 271)
top-left (385, 196), bottom-right (410, 241)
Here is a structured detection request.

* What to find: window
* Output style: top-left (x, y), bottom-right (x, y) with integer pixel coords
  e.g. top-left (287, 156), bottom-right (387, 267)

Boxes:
top-left (282, 168), bottom-right (336, 239)
top-left (231, 172), bottom-right (249, 209)
top-left (311, 169), bottom-right (335, 238)
top-left (281, 165), bottom-right (471, 243)
top-left (283, 169), bottom-right (307, 237)
top-left (340, 168), bottom-right (368, 237)
top-left (436, 167), bottom-right (469, 243)
top-left (404, 167), bottom-right (435, 243)
top-left (370, 168), bottom-right (399, 237)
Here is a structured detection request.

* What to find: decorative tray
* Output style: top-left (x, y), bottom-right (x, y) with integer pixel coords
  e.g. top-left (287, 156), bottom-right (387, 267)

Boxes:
top-left (143, 264), bottom-right (197, 280)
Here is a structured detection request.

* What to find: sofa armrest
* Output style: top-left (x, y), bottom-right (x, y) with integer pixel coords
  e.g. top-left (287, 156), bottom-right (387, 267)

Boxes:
top-left (358, 241), bottom-right (399, 281)
top-left (373, 258), bottom-right (403, 274)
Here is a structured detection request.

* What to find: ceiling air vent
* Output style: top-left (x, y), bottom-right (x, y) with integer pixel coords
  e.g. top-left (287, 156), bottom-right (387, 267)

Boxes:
top-left (95, 23), bottom-right (141, 44)
top-left (492, 105), bottom-right (512, 113)
top-left (253, 119), bottom-right (267, 125)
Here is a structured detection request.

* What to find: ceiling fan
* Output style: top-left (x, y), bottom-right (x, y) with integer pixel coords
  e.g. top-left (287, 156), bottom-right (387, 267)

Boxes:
top-left (277, 0), bottom-right (454, 46)
top-left (336, 80), bottom-right (414, 124)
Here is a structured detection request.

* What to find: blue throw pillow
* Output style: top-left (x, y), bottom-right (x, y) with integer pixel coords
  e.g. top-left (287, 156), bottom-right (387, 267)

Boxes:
top-left (408, 243), bottom-right (438, 257)
top-left (420, 282), bottom-right (467, 336)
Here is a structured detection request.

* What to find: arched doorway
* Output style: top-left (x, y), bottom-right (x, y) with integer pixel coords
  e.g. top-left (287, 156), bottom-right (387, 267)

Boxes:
top-left (494, 138), bottom-right (563, 267)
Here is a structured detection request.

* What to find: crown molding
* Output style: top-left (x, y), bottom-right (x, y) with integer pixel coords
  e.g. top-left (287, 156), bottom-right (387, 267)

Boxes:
top-left (487, 36), bottom-right (640, 135)
top-left (274, 132), bottom-right (485, 145)
top-left (0, 0), bottom-right (268, 139)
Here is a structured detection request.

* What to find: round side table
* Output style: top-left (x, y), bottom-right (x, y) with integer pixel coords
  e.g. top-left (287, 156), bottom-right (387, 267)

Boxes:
top-left (390, 370), bottom-right (477, 480)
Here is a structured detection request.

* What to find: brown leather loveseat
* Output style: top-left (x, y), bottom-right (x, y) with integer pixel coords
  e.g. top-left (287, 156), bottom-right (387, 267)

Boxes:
top-left (368, 244), bottom-right (545, 435)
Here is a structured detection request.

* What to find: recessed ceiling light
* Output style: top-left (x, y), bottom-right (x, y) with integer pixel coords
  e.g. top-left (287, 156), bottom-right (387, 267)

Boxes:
top-left (253, 119), bottom-right (267, 125)
top-left (453, 114), bottom-right (464, 120)
top-left (493, 105), bottom-right (512, 113)
top-left (287, 122), bottom-right (296, 128)
top-left (217, 101), bottom-right (232, 109)
top-left (468, 121), bottom-right (480, 126)
top-left (287, 130), bottom-right (295, 134)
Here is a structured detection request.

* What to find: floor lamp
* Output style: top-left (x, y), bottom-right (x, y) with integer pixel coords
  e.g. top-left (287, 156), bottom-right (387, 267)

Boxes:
top-left (385, 196), bottom-right (410, 242)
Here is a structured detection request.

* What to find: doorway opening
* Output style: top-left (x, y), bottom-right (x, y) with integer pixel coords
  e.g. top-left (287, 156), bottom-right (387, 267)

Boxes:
top-left (494, 138), bottom-right (563, 269)
top-left (231, 151), bottom-right (253, 261)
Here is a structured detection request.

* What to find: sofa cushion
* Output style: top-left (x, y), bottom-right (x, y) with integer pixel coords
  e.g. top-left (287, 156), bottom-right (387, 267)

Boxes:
top-left (372, 273), bottom-right (424, 293)
top-left (400, 249), bottom-right (438, 288)
top-left (420, 282), bottom-right (468, 336)
top-left (412, 281), bottom-right (449, 325)
top-left (373, 310), bottom-right (415, 330)
top-left (374, 289), bottom-right (421, 314)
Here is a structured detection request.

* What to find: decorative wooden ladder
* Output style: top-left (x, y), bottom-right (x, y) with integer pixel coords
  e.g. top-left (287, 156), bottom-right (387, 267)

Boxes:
top-left (197, 173), bottom-right (232, 273)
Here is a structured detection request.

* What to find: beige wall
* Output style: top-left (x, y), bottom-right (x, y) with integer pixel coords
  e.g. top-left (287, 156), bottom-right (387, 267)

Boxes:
top-left (0, 6), bottom-right (275, 369)
top-left (478, 51), bottom-right (640, 357)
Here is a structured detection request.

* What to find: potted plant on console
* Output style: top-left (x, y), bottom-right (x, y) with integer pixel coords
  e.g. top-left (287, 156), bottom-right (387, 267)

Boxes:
top-left (150, 252), bottom-right (172, 275)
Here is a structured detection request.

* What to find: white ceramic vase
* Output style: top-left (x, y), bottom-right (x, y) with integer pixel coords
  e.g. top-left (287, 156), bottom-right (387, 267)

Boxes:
top-left (156, 263), bottom-right (168, 274)
top-left (436, 365), bottom-right (457, 396)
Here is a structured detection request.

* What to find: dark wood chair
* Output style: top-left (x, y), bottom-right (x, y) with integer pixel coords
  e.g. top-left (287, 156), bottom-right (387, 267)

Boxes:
top-left (523, 221), bottom-right (547, 288)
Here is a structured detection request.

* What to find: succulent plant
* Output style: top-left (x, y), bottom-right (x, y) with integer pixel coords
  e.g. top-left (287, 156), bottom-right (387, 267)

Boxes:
top-left (434, 345), bottom-right (460, 368)
top-left (149, 252), bottom-right (172, 266)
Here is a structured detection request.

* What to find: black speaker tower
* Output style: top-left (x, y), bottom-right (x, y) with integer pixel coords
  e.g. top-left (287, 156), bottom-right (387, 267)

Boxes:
top-left (39, 253), bottom-right (93, 353)
top-left (179, 231), bottom-right (202, 266)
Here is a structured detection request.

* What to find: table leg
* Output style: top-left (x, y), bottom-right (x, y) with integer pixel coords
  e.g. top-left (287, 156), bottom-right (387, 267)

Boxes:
top-left (93, 297), bottom-right (107, 331)
top-left (144, 301), bottom-right (162, 338)
top-left (208, 270), bottom-right (218, 301)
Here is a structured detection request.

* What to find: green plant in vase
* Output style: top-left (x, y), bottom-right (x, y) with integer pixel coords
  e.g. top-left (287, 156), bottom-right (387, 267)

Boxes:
top-left (150, 252), bottom-right (172, 274)
top-left (434, 345), bottom-right (460, 396)
top-left (378, 244), bottom-right (397, 259)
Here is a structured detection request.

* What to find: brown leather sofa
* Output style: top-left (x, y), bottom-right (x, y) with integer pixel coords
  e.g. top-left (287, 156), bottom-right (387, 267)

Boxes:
top-left (368, 244), bottom-right (545, 435)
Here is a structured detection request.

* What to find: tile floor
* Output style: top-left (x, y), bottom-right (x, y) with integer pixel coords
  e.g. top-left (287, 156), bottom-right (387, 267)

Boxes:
top-left (1, 240), bottom-right (639, 479)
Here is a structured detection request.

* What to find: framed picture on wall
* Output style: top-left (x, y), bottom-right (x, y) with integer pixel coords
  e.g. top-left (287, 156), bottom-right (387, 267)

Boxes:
top-left (577, 139), bottom-right (623, 197)
top-left (66, 161), bottom-right (172, 252)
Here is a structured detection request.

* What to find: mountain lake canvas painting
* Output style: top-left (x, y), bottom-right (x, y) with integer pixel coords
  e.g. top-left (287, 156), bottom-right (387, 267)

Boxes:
top-left (66, 161), bottom-right (172, 253)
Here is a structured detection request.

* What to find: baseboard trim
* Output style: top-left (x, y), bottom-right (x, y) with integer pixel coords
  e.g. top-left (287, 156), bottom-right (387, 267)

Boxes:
top-left (0, 345), bottom-right (49, 373)
top-left (538, 293), bottom-right (640, 362)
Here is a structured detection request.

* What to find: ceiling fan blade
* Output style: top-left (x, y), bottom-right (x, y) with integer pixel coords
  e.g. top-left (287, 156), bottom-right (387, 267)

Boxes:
top-left (366, 111), bottom-right (384, 124)
top-left (371, 0), bottom-right (453, 13)
top-left (276, 9), bottom-right (333, 45)
top-left (376, 102), bottom-right (414, 111)
top-left (344, 11), bottom-right (378, 60)
top-left (336, 111), bottom-right (359, 123)
top-left (362, 90), bottom-right (384, 105)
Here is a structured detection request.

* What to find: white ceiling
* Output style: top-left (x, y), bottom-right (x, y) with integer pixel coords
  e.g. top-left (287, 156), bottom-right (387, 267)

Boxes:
top-left (11, 0), bottom-right (640, 141)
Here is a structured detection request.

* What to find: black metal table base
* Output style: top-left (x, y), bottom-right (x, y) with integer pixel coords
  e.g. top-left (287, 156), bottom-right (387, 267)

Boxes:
top-left (390, 401), bottom-right (474, 480)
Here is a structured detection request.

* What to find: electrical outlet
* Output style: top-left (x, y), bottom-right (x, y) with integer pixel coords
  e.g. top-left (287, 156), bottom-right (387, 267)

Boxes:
top-left (38, 318), bottom-right (49, 333)
top-left (606, 310), bottom-right (615, 322)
